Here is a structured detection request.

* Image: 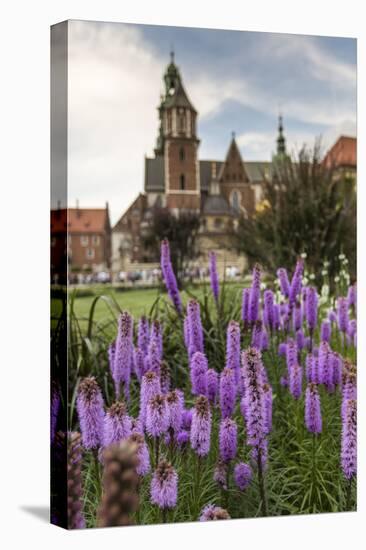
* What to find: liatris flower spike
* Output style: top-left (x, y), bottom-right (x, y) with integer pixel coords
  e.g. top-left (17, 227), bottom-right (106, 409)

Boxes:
top-left (341, 399), bottom-right (357, 480)
top-left (190, 351), bottom-right (208, 397)
top-left (186, 299), bottom-right (204, 357)
top-left (305, 383), bottom-right (322, 434)
top-left (234, 462), bottom-right (252, 491)
top-left (219, 417), bottom-right (238, 463)
top-left (114, 311), bottom-right (133, 399)
top-left (160, 239), bottom-right (182, 314)
top-left (190, 395), bottom-right (212, 457)
top-left (199, 504), bottom-right (230, 521)
top-left (150, 460), bottom-right (178, 511)
top-left (98, 441), bottom-right (140, 527)
top-left (76, 377), bottom-right (104, 450)
top-left (67, 432), bottom-right (86, 529)
top-left (103, 402), bottom-right (132, 447)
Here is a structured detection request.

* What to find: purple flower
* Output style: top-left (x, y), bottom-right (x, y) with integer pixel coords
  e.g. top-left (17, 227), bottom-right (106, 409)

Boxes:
top-left (150, 460), bottom-right (178, 509)
top-left (278, 342), bottom-right (287, 356)
top-left (199, 504), bottom-right (230, 521)
top-left (251, 320), bottom-right (263, 350)
top-left (190, 396), bottom-right (212, 457)
top-left (292, 304), bottom-right (303, 332)
top-left (67, 432), bottom-right (86, 529)
top-left (146, 394), bottom-right (169, 438)
top-left (289, 363), bottom-right (302, 400)
top-left (263, 290), bottom-right (275, 331)
top-left (114, 312), bottom-right (133, 399)
top-left (249, 264), bottom-right (261, 324)
top-left (263, 383), bottom-right (273, 434)
top-left (160, 239), bottom-right (182, 314)
top-left (347, 283), bottom-right (357, 311)
top-left (332, 352), bottom-right (343, 386)
top-left (207, 368), bottom-right (219, 405)
top-left (342, 364), bottom-right (357, 421)
top-left (286, 339), bottom-right (298, 377)
top-left (337, 297), bottom-right (349, 334)
top-left (176, 430), bottom-right (189, 447)
top-left (341, 399), bottom-right (357, 480)
top-left (133, 347), bottom-right (146, 381)
top-left (145, 340), bottom-right (161, 376)
top-left (219, 418), bottom-right (238, 463)
top-left (296, 329), bottom-right (305, 350)
top-left (225, 320), bottom-right (241, 382)
top-left (318, 341), bottom-right (333, 390)
top-left (277, 267), bottom-right (291, 298)
top-left (328, 309), bottom-right (337, 324)
top-left (289, 259), bottom-right (304, 305)
top-left (190, 351), bottom-right (208, 396)
top-left (219, 367), bottom-right (236, 418)
top-left (76, 377), bottom-right (104, 450)
top-left (150, 320), bottom-right (163, 360)
top-left (347, 320), bottom-right (357, 346)
top-left (241, 348), bottom-right (266, 447)
top-left (320, 320), bottom-right (331, 343)
top-left (209, 251), bottom-right (220, 302)
top-left (306, 353), bottom-right (318, 384)
top-left (186, 299), bottom-right (204, 358)
top-left (305, 383), bottom-right (322, 433)
top-left (241, 288), bottom-right (251, 326)
top-left (139, 371), bottom-right (161, 429)
top-left (51, 382), bottom-right (60, 444)
top-left (305, 287), bottom-right (318, 332)
top-left (137, 316), bottom-right (150, 355)
top-left (234, 462), bottom-right (252, 491)
top-left (160, 361), bottom-right (171, 394)
top-left (213, 460), bottom-right (228, 489)
top-left (129, 432), bottom-right (150, 476)
top-left (182, 408), bottom-right (193, 429)
top-left (166, 389), bottom-right (184, 436)
top-left (103, 402), bottom-right (132, 447)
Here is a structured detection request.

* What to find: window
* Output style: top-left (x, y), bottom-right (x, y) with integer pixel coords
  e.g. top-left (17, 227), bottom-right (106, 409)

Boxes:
top-left (179, 147), bottom-right (185, 161)
top-left (180, 174), bottom-right (185, 190)
top-left (178, 109), bottom-right (185, 132)
top-left (167, 111), bottom-right (172, 133)
top-left (86, 248), bottom-right (95, 259)
top-left (80, 235), bottom-right (88, 246)
top-left (231, 190), bottom-right (240, 212)
top-left (214, 218), bottom-right (222, 229)
top-left (92, 235), bottom-right (100, 245)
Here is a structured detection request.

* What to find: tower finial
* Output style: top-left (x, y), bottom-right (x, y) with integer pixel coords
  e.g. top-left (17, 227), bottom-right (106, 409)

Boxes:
top-left (232, 130), bottom-right (236, 139)
top-left (276, 113), bottom-right (286, 155)
top-left (170, 47), bottom-right (174, 63)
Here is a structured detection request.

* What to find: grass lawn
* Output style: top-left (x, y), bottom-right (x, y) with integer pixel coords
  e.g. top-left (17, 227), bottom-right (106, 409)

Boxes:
top-left (70, 282), bottom-right (246, 326)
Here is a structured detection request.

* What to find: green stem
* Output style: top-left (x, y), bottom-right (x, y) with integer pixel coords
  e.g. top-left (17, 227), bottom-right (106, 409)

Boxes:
top-left (257, 447), bottom-right (268, 517)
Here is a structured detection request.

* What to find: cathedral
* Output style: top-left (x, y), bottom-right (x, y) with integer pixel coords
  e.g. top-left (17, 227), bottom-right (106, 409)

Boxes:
top-left (112, 54), bottom-right (296, 274)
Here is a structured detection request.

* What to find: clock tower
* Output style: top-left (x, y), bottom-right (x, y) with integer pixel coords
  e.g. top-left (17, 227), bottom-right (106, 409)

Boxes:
top-left (155, 53), bottom-right (200, 213)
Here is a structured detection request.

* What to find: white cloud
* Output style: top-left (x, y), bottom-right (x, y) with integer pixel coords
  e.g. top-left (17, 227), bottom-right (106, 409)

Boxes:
top-left (66, 22), bottom-right (356, 224)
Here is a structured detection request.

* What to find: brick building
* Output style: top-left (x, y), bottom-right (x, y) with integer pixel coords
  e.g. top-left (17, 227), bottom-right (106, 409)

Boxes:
top-left (112, 54), bottom-right (273, 274)
top-left (112, 54), bottom-right (357, 277)
top-left (51, 204), bottom-right (111, 281)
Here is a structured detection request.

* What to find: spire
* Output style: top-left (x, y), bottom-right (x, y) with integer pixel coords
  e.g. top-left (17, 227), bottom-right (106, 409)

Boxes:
top-left (170, 48), bottom-right (175, 64)
top-left (277, 114), bottom-right (286, 155)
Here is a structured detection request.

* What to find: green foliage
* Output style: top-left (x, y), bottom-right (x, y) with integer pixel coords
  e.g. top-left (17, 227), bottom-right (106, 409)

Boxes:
top-left (236, 143), bottom-right (356, 282)
top-left (67, 275), bottom-right (356, 526)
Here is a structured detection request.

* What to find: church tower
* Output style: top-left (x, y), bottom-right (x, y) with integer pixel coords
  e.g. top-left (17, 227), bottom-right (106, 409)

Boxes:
top-left (155, 53), bottom-right (200, 213)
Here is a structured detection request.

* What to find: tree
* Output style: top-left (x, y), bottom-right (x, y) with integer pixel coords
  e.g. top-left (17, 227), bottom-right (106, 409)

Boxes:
top-left (143, 208), bottom-right (201, 286)
top-left (236, 143), bottom-right (356, 282)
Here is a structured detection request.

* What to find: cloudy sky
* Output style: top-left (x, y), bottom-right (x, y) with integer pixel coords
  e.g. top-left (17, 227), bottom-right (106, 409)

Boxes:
top-left (67, 20), bottom-right (356, 225)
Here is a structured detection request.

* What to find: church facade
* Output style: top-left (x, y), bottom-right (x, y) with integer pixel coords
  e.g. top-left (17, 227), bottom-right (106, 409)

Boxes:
top-left (111, 54), bottom-right (341, 276)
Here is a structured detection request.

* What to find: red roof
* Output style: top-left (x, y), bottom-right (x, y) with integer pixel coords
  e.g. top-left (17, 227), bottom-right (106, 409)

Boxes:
top-left (323, 136), bottom-right (357, 168)
top-left (51, 207), bottom-right (109, 234)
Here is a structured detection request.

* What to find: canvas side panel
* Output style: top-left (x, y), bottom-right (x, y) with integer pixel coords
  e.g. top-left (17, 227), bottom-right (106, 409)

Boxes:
top-left (50, 20), bottom-right (68, 529)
